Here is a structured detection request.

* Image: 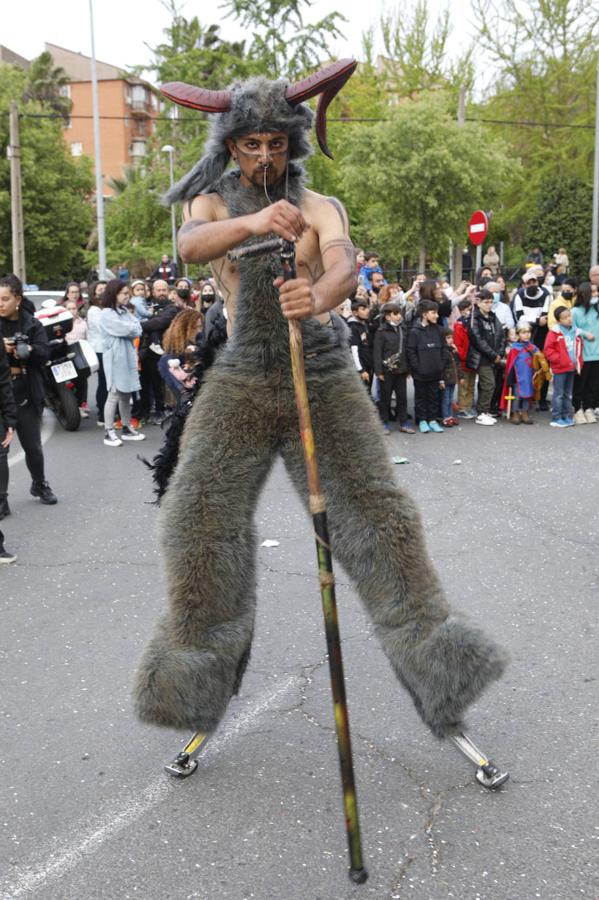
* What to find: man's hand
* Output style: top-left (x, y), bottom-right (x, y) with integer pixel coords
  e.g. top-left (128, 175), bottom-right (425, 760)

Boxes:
top-left (3, 338), bottom-right (16, 357)
top-left (274, 276), bottom-right (316, 320)
top-left (251, 200), bottom-right (308, 243)
top-left (361, 371), bottom-right (370, 383)
top-left (1, 427), bottom-right (14, 449)
top-left (539, 315), bottom-right (547, 327)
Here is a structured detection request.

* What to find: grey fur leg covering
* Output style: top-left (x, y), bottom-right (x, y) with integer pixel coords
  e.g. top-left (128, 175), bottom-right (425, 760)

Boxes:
top-left (280, 362), bottom-right (509, 739)
top-left (133, 368), bottom-right (276, 731)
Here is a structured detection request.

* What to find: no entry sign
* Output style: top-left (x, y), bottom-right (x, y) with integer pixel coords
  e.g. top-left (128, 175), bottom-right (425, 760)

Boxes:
top-left (468, 210), bottom-right (488, 246)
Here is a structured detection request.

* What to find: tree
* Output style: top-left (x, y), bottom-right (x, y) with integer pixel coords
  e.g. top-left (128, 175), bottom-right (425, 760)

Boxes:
top-left (340, 93), bottom-right (513, 267)
top-left (471, 0), bottom-right (599, 245)
top-left (102, 166), bottom-right (173, 274)
top-left (0, 64), bottom-right (94, 284)
top-left (525, 177), bottom-right (593, 278)
top-left (221, 0), bottom-right (346, 78)
top-left (23, 51), bottom-right (72, 124)
top-left (378, 0), bottom-right (474, 97)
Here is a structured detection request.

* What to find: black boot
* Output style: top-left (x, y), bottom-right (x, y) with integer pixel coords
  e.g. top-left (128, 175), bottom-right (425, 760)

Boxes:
top-left (30, 481), bottom-right (58, 505)
top-left (0, 495), bottom-right (10, 520)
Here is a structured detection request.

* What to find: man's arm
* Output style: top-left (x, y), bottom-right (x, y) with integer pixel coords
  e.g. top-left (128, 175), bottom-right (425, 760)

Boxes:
top-left (178, 194), bottom-right (308, 264)
top-left (277, 196), bottom-right (357, 320)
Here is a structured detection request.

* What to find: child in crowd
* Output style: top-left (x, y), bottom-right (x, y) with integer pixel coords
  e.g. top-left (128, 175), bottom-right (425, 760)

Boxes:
top-left (440, 327), bottom-right (462, 426)
top-left (454, 298), bottom-right (476, 418)
top-left (406, 300), bottom-right (448, 433)
top-left (64, 299), bottom-right (90, 418)
top-left (543, 306), bottom-right (582, 427)
top-left (130, 280), bottom-right (151, 320)
top-left (373, 302), bottom-right (414, 434)
top-left (500, 320), bottom-right (542, 424)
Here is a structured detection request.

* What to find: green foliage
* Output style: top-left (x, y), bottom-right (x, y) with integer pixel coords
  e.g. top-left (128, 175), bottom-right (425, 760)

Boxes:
top-left (220, 0), bottom-right (346, 78)
top-left (339, 93), bottom-right (513, 264)
top-left (102, 164), bottom-right (173, 274)
top-left (0, 62), bottom-right (94, 284)
top-left (378, 0), bottom-right (474, 97)
top-left (525, 177), bottom-right (593, 278)
top-left (471, 0), bottom-right (599, 248)
top-left (23, 51), bottom-right (72, 123)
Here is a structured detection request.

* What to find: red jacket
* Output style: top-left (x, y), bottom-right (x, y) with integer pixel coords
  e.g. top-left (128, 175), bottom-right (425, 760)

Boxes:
top-left (453, 318), bottom-right (473, 372)
top-left (543, 326), bottom-right (583, 375)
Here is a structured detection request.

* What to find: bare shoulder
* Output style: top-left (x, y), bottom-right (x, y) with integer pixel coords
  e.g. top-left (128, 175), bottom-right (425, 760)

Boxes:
top-left (182, 192), bottom-right (228, 224)
top-left (302, 190), bottom-right (350, 239)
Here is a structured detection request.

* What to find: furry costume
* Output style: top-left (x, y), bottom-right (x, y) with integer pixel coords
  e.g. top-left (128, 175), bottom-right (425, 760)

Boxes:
top-left (133, 73), bottom-right (508, 741)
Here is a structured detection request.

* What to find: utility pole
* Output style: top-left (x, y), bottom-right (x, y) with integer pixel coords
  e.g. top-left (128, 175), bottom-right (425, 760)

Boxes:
top-left (8, 102), bottom-right (26, 283)
top-left (89, 0), bottom-right (107, 279)
top-left (451, 86), bottom-right (466, 287)
top-left (592, 53), bottom-right (599, 267)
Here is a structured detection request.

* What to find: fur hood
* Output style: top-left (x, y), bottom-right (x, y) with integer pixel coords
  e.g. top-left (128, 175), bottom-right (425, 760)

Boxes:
top-left (165, 77), bottom-right (314, 205)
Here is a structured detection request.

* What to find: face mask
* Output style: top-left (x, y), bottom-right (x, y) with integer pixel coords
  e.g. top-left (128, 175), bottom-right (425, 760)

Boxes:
top-left (545, 275), bottom-right (555, 285)
top-left (177, 288), bottom-right (190, 301)
top-left (493, 292), bottom-right (501, 303)
top-left (202, 293), bottom-right (215, 304)
top-left (371, 284), bottom-right (381, 294)
top-left (561, 291), bottom-right (573, 300)
top-left (591, 297), bottom-right (599, 306)
top-left (525, 286), bottom-right (538, 298)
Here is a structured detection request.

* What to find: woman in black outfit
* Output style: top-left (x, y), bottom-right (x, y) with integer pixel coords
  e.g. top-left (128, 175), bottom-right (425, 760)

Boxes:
top-left (0, 339), bottom-right (17, 559)
top-left (0, 276), bottom-right (58, 513)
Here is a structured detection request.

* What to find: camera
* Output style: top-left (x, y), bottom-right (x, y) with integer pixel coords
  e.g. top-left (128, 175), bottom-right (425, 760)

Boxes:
top-left (12, 332), bottom-right (31, 361)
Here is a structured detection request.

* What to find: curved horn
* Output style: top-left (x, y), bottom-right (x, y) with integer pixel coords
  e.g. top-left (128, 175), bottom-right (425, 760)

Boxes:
top-left (285, 59), bottom-right (358, 159)
top-left (160, 82), bottom-right (232, 113)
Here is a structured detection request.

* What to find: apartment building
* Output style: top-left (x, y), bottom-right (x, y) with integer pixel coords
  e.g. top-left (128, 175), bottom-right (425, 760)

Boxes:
top-left (2, 42), bottom-right (158, 196)
top-left (46, 43), bottom-right (158, 196)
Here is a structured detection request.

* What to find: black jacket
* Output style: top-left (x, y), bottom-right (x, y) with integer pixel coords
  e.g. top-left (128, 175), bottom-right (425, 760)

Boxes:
top-left (0, 341), bottom-right (17, 429)
top-left (466, 309), bottom-right (505, 369)
top-left (406, 321), bottom-right (449, 381)
top-left (0, 309), bottom-right (50, 412)
top-left (347, 316), bottom-right (373, 373)
top-left (373, 320), bottom-right (408, 376)
top-left (443, 345), bottom-right (461, 386)
top-left (204, 298), bottom-right (228, 350)
top-left (141, 301), bottom-right (179, 349)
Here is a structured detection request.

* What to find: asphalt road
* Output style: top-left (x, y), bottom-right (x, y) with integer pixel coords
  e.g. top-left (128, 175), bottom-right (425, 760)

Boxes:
top-left (1, 398), bottom-right (598, 900)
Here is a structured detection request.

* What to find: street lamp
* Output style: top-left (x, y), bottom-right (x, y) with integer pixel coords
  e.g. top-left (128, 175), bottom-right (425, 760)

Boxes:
top-left (89, 0), bottom-right (106, 279)
top-left (161, 145), bottom-right (178, 268)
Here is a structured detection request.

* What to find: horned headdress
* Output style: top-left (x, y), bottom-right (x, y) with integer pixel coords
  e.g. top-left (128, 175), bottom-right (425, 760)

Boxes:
top-left (161, 58), bottom-right (357, 204)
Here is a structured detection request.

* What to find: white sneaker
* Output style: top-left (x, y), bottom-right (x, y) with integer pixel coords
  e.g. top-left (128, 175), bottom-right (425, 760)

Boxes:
top-left (121, 425), bottom-right (146, 441)
top-left (574, 409), bottom-right (587, 425)
top-left (79, 406), bottom-right (89, 419)
top-left (104, 428), bottom-right (123, 447)
top-left (584, 408), bottom-right (597, 424)
top-left (475, 413), bottom-right (496, 426)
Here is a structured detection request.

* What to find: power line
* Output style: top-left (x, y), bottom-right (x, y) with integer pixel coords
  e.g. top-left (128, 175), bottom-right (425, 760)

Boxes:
top-left (1, 111), bottom-right (594, 130)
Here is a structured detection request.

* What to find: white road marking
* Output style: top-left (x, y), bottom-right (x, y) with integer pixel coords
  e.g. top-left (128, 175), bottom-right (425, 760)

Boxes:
top-left (8, 415), bottom-right (56, 469)
top-left (0, 676), bottom-right (296, 900)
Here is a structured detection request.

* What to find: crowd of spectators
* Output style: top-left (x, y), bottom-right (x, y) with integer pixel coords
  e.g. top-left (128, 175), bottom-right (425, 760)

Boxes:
top-left (1, 245), bottom-right (598, 563)
top-left (343, 248), bottom-right (599, 433)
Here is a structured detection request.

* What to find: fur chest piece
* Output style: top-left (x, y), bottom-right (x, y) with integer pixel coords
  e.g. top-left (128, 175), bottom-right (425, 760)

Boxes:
top-left (215, 166), bottom-right (306, 288)
top-left (213, 167), bottom-right (307, 364)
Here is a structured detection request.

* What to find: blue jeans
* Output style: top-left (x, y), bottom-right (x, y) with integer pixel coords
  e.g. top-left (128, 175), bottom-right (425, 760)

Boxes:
top-left (440, 384), bottom-right (455, 419)
top-left (551, 371), bottom-right (574, 421)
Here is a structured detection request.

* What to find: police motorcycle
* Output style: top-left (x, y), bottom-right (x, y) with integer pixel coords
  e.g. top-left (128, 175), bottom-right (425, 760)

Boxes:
top-left (35, 300), bottom-right (99, 431)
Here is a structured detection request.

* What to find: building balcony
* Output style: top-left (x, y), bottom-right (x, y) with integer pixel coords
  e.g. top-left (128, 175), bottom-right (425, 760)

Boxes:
top-left (130, 99), bottom-right (151, 116)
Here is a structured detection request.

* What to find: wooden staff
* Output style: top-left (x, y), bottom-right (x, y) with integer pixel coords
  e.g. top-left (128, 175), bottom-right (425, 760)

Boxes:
top-left (281, 241), bottom-right (368, 885)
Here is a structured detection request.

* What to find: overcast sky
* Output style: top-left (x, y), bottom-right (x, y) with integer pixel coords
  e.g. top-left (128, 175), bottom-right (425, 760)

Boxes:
top-left (3, 0), bottom-right (477, 79)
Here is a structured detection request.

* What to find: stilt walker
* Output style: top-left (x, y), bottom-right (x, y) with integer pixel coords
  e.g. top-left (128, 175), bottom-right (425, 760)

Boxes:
top-left (134, 58), bottom-right (510, 883)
